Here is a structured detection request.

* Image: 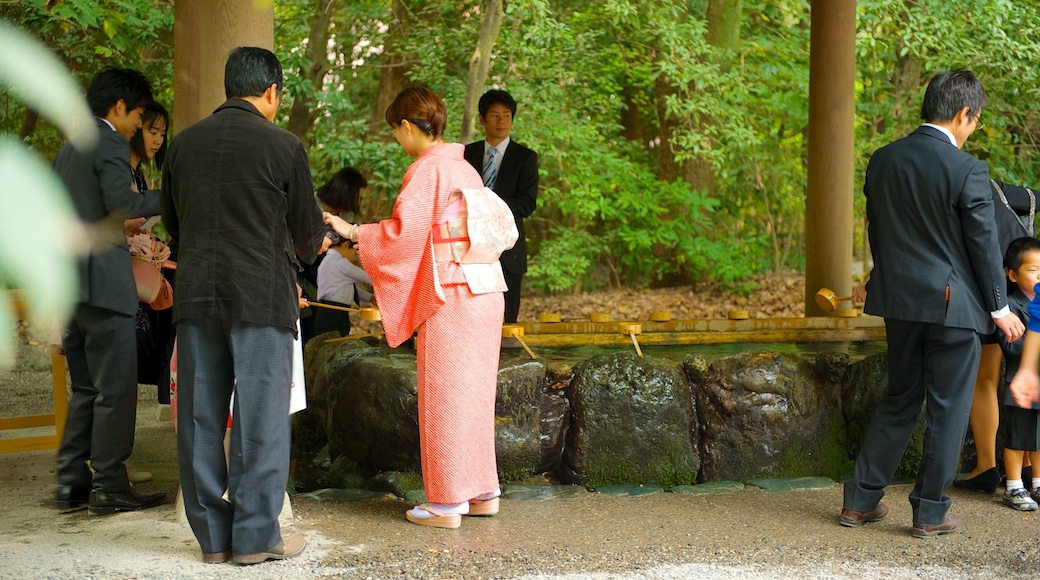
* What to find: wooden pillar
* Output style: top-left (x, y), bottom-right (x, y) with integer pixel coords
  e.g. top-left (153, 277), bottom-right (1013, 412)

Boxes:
top-left (804, 1), bottom-right (856, 316)
top-left (173, 0), bottom-right (274, 130)
top-left (172, 0), bottom-right (200, 134)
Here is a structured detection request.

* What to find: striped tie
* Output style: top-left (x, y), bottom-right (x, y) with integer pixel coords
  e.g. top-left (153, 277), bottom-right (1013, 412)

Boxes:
top-left (482, 146), bottom-right (498, 189)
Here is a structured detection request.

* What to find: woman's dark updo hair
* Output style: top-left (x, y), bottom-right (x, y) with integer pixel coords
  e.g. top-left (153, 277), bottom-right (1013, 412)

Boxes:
top-left (384, 86), bottom-right (447, 138)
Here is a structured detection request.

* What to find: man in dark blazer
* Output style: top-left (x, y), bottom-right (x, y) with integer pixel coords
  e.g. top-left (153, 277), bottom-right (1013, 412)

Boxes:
top-left (162, 47), bottom-right (326, 565)
top-left (465, 89), bottom-right (539, 323)
top-left (840, 70), bottom-right (1024, 538)
top-left (52, 68), bottom-right (166, 515)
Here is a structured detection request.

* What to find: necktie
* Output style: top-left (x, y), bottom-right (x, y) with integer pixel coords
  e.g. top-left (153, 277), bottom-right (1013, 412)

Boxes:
top-left (482, 146), bottom-right (498, 189)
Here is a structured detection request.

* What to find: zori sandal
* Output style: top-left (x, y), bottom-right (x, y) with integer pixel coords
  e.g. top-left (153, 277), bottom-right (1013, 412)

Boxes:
top-left (406, 504), bottom-right (462, 529)
top-left (466, 497), bottom-right (499, 516)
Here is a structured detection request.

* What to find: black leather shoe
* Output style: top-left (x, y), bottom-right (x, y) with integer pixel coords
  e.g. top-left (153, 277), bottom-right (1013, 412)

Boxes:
top-left (88, 489), bottom-right (167, 515)
top-left (952, 467), bottom-right (999, 494)
top-left (55, 485), bottom-right (90, 510)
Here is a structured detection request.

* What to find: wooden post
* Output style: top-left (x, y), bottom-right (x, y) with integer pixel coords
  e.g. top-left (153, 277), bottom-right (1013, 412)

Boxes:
top-left (172, 0), bottom-right (200, 133)
top-left (174, 0), bottom-right (274, 130)
top-left (804, 1), bottom-right (856, 317)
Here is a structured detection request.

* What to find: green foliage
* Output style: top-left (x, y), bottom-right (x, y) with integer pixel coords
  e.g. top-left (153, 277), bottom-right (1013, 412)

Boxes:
top-left (1, 1), bottom-right (173, 158)
top-left (13, 0), bottom-right (1040, 298)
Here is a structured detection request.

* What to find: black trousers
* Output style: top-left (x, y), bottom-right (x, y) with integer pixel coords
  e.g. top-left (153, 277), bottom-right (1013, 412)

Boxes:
top-left (503, 269), bottom-right (523, 323)
top-left (57, 303), bottom-right (137, 493)
top-left (843, 319), bottom-right (980, 527)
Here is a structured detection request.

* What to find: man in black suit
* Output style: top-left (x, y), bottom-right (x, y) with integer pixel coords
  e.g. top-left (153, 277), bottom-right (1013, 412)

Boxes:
top-left (53, 68), bottom-right (167, 515)
top-left (465, 90), bottom-right (538, 323)
top-left (840, 70), bottom-right (1024, 538)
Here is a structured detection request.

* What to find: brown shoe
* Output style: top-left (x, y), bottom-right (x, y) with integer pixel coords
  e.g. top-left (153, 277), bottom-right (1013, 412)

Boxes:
top-left (912, 513), bottom-right (959, 539)
top-left (839, 501), bottom-right (889, 527)
top-left (232, 533), bottom-right (306, 565)
top-left (202, 550), bottom-right (231, 564)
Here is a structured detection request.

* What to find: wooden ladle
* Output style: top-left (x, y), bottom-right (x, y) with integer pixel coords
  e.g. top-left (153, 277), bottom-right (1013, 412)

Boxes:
top-left (306, 301), bottom-right (381, 321)
top-left (814, 287), bottom-right (852, 313)
top-left (502, 324), bottom-right (536, 359)
top-left (618, 322), bottom-right (643, 358)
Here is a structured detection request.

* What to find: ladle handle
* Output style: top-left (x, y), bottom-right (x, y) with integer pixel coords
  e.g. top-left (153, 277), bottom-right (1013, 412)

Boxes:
top-left (630, 333), bottom-right (643, 358)
top-left (307, 301), bottom-right (359, 313)
top-left (517, 336), bottom-right (537, 360)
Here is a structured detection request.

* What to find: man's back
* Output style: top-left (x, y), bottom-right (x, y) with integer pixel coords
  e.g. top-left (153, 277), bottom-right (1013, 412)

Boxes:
top-left (863, 125), bottom-right (1001, 334)
top-left (161, 99), bottom-right (323, 331)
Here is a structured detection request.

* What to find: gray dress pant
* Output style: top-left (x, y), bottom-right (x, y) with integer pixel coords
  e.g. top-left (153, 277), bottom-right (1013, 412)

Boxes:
top-left (57, 303), bottom-right (136, 493)
top-left (843, 319), bottom-right (980, 527)
top-left (175, 319), bottom-right (293, 555)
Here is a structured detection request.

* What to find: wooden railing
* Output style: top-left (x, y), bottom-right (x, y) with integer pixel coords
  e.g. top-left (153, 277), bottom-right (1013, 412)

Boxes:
top-left (0, 290), bottom-right (68, 453)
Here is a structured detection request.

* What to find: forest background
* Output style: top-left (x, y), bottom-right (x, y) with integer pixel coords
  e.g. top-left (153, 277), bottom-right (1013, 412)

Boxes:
top-left (4, 0), bottom-right (1040, 297)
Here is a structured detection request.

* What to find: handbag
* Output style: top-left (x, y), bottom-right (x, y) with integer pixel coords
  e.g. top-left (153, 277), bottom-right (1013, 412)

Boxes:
top-left (129, 233), bottom-right (173, 310)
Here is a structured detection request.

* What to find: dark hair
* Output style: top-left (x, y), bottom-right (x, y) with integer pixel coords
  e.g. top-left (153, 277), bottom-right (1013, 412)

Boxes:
top-left (478, 89), bottom-right (517, 118)
top-left (224, 47), bottom-right (283, 99)
top-left (1005, 236), bottom-right (1040, 271)
top-left (316, 167), bottom-right (367, 214)
top-left (920, 70), bottom-right (986, 123)
top-left (86, 68), bottom-right (152, 118)
top-left (129, 101), bottom-right (170, 169)
top-left (384, 86), bottom-right (447, 138)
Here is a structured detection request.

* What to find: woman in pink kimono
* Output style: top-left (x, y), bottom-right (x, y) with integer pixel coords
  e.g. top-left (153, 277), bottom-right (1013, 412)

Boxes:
top-left (325, 87), bottom-right (503, 529)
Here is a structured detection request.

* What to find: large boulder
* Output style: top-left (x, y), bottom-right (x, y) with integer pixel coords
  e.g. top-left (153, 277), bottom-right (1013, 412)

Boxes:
top-left (689, 351), bottom-right (845, 481)
top-left (293, 336), bottom-right (380, 455)
top-left (494, 355), bottom-right (568, 482)
top-left (841, 352), bottom-right (926, 478)
top-left (327, 351), bottom-right (421, 472)
top-left (563, 352), bottom-right (698, 488)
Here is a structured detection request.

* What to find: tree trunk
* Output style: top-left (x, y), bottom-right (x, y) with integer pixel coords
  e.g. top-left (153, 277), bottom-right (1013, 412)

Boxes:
top-left (654, 71), bottom-right (681, 183)
top-left (19, 108), bottom-right (38, 142)
top-left (683, 0), bottom-right (743, 194)
top-left (706, 0), bottom-right (743, 66)
top-left (367, 0), bottom-right (413, 140)
top-left (460, 0), bottom-right (504, 144)
top-left (654, 0), bottom-right (742, 193)
top-left (286, 0), bottom-right (340, 150)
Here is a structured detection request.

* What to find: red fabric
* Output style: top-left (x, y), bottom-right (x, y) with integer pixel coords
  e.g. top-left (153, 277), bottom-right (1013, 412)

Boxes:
top-left (359, 142), bottom-right (501, 503)
top-left (417, 283), bottom-right (503, 504)
top-left (358, 143), bottom-right (485, 347)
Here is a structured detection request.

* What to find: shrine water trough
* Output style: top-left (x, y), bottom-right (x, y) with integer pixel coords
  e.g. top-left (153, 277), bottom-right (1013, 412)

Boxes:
top-left (292, 311), bottom-right (918, 501)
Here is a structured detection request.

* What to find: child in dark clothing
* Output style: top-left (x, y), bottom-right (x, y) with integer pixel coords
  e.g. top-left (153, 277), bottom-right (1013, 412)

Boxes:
top-left (997, 236), bottom-right (1040, 510)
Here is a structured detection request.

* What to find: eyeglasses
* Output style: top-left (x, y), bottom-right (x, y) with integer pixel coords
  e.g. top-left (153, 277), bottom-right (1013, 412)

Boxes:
top-left (975, 114), bottom-right (984, 129)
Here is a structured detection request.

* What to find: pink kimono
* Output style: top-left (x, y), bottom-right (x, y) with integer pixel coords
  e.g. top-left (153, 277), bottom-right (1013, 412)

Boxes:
top-left (357, 142), bottom-right (502, 504)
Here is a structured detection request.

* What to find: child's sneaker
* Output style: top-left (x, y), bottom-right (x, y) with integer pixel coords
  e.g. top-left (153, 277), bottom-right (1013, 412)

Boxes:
top-left (1030, 488), bottom-right (1040, 506)
top-left (1003, 488), bottom-right (1038, 511)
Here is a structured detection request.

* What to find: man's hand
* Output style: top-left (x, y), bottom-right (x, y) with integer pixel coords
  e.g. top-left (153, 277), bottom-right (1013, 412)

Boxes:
top-left (1010, 368), bottom-right (1040, 408)
top-left (996, 312), bottom-right (1025, 344)
top-left (124, 217), bottom-right (147, 237)
top-left (851, 283), bottom-right (867, 304)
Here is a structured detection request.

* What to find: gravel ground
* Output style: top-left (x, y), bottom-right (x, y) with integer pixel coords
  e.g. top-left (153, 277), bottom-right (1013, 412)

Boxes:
top-left (3, 328), bottom-right (1040, 579)
top-left (3, 386), bottom-right (1040, 579)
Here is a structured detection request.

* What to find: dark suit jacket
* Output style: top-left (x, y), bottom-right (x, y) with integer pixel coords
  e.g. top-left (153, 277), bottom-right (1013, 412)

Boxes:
top-left (863, 125), bottom-right (1007, 334)
top-left (53, 118), bottom-right (161, 316)
top-left (465, 139), bottom-right (538, 275)
top-left (161, 99), bottom-right (325, 333)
